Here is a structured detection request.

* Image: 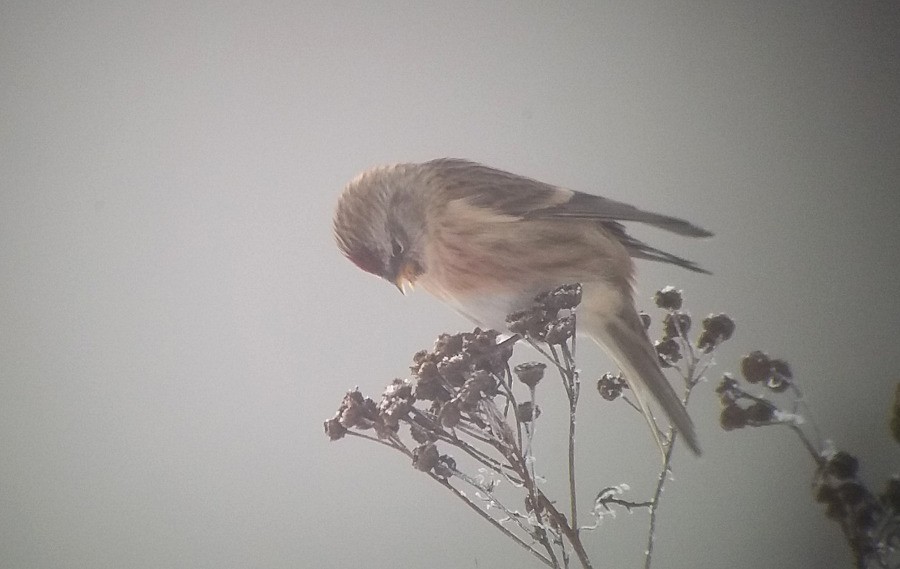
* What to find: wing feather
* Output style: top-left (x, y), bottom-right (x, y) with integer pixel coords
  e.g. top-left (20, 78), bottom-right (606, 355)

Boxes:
top-left (528, 191), bottom-right (713, 238)
top-left (422, 159), bottom-right (711, 272)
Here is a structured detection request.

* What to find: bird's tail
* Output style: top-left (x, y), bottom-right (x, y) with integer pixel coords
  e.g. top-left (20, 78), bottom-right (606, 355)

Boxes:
top-left (585, 306), bottom-right (701, 457)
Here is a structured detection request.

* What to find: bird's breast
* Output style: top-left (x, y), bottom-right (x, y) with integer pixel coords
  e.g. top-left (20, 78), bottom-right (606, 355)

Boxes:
top-left (417, 202), bottom-right (634, 329)
top-left (419, 280), bottom-right (532, 331)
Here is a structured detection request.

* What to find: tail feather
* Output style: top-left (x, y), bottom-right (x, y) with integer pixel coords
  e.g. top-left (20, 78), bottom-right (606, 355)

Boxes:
top-left (588, 310), bottom-right (701, 456)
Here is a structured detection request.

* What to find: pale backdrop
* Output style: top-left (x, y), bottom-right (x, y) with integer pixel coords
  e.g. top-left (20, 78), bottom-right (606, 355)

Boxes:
top-left (2, 2), bottom-right (898, 568)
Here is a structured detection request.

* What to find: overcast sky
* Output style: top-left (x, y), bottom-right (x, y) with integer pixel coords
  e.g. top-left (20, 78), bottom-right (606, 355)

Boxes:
top-left (2, 2), bottom-right (899, 568)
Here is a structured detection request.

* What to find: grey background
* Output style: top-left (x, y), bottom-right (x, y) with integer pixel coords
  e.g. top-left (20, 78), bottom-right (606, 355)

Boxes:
top-left (2, 2), bottom-right (899, 568)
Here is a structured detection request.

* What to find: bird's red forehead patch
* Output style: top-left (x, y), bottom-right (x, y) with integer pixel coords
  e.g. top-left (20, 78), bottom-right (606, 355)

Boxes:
top-left (346, 247), bottom-right (383, 276)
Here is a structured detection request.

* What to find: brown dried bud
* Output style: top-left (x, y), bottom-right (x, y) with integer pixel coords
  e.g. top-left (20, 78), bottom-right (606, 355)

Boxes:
top-left (439, 401), bottom-right (461, 428)
top-left (412, 442), bottom-right (440, 473)
top-left (741, 351), bottom-right (771, 384)
top-left (543, 315), bottom-right (575, 345)
top-left (466, 329), bottom-right (513, 375)
top-left (514, 362), bottom-right (546, 388)
top-left (437, 353), bottom-right (470, 387)
top-left (767, 359), bottom-right (792, 392)
top-left (825, 451), bottom-right (859, 479)
top-left (720, 404), bottom-right (747, 431)
top-left (464, 370), bottom-right (496, 396)
top-left (883, 477), bottom-right (900, 510)
top-left (745, 401), bottom-right (775, 424)
top-left (597, 373), bottom-right (627, 401)
top-left (433, 333), bottom-right (464, 358)
top-left (662, 311), bottom-right (692, 339)
top-left (654, 286), bottom-right (683, 310)
top-left (338, 390), bottom-right (377, 429)
top-left (517, 401), bottom-right (541, 422)
top-left (324, 416), bottom-right (347, 441)
top-left (409, 422), bottom-right (432, 444)
top-left (655, 338), bottom-right (682, 367)
top-left (433, 454), bottom-right (455, 479)
top-left (377, 378), bottom-right (414, 429)
top-left (715, 373), bottom-right (740, 403)
top-left (535, 283), bottom-right (583, 311)
top-left (815, 483), bottom-right (839, 505)
top-left (835, 481), bottom-right (867, 506)
top-left (412, 360), bottom-right (449, 402)
top-left (697, 313), bottom-right (735, 353)
top-left (506, 309), bottom-right (548, 338)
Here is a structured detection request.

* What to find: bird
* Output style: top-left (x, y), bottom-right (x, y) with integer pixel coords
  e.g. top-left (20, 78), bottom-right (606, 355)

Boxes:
top-left (332, 158), bottom-right (711, 455)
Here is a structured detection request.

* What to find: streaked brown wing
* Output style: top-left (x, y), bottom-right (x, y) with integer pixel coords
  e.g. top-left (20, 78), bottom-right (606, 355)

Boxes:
top-left (528, 190), bottom-right (713, 238)
top-left (425, 159), bottom-right (711, 238)
top-left (425, 158), bottom-right (569, 214)
top-left (424, 158), bottom-right (712, 274)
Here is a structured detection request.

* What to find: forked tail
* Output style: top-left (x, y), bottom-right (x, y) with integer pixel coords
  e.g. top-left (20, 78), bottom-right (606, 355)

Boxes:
top-left (587, 310), bottom-right (701, 456)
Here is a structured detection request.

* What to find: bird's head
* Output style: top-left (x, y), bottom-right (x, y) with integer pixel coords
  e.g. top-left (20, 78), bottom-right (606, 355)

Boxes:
top-left (333, 164), bottom-right (427, 293)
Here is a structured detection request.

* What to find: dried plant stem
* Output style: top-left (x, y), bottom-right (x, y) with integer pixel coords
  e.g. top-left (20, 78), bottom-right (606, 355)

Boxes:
top-left (644, 312), bottom-right (702, 569)
top-left (539, 493), bottom-right (594, 569)
top-left (502, 442), bottom-right (560, 561)
top-left (560, 342), bottom-right (581, 536)
top-left (326, 286), bottom-right (732, 569)
top-left (644, 418), bottom-right (679, 569)
top-left (432, 473), bottom-right (557, 568)
top-left (787, 423), bottom-right (826, 468)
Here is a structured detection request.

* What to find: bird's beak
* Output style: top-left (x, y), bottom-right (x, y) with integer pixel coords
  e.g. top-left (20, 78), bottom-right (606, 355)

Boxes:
top-left (392, 261), bottom-right (418, 295)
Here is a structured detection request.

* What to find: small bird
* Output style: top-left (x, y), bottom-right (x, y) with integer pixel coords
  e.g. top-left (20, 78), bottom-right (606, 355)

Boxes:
top-left (333, 158), bottom-right (711, 455)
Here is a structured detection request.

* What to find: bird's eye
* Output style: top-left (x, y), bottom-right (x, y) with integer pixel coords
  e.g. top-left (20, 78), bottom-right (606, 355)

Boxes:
top-left (391, 239), bottom-right (404, 258)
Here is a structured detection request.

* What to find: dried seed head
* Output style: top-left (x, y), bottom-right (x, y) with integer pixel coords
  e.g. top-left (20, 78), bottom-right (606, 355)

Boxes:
top-left (338, 389), bottom-right (378, 429)
top-left (517, 401), bottom-right (541, 422)
top-left (767, 359), bottom-right (793, 392)
top-left (745, 401), bottom-right (775, 424)
top-left (543, 315), bottom-right (575, 345)
top-left (698, 313), bottom-right (735, 352)
top-left (715, 373), bottom-right (740, 403)
top-left (514, 362), bottom-right (546, 388)
top-left (378, 378), bottom-right (414, 429)
top-left (662, 311), bottom-right (692, 339)
top-left (508, 285), bottom-right (581, 341)
top-left (412, 360), bottom-right (449, 402)
top-left (655, 338), bottom-right (682, 367)
top-left (836, 481), bottom-right (867, 506)
top-left (825, 451), bottom-right (859, 480)
top-left (412, 443), bottom-right (440, 473)
top-left (597, 373), bottom-right (627, 401)
top-left (439, 401), bottom-right (461, 428)
top-left (324, 416), bottom-right (347, 441)
top-left (654, 286), bottom-right (683, 311)
top-left (409, 422), bottom-right (432, 444)
top-left (535, 283), bottom-right (583, 311)
top-left (720, 404), bottom-right (748, 431)
top-left (741, 351), bottom-right (771, 384)
top-left (433, 454), bottom-right (455, 479)
top-left (740, 351), bottom-right (793, 392)
top-left (883, 477), bottom-right (900, 510)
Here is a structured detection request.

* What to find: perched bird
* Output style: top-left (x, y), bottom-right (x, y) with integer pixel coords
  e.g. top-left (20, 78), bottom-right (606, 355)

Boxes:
top-left (333, 158), bottom-right (711, 455)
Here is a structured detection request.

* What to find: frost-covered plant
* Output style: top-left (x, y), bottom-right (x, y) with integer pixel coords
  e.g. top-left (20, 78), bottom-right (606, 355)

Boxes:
top-left (325, 285), bottom-right (730, 568)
